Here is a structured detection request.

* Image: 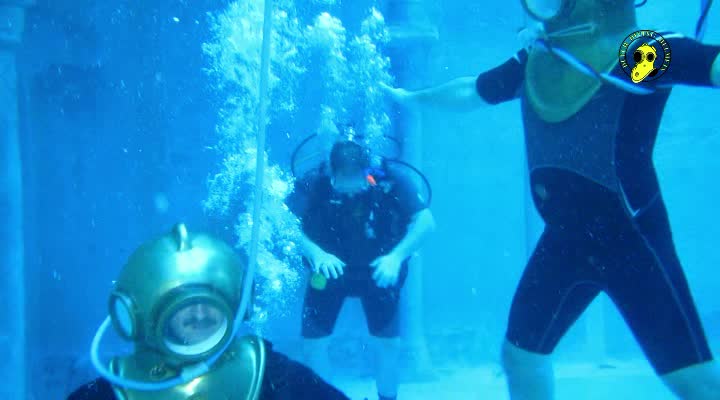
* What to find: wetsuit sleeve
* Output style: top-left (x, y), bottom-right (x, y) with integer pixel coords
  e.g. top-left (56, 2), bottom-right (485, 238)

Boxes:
top-left (475, 49), bottom-right (528, 104)
top-left (260, 340), bottom-right (350, 400)
top-left (662, 33), bottom-right (720, 86)
top-left (66, 378), bottom-right (117, 400)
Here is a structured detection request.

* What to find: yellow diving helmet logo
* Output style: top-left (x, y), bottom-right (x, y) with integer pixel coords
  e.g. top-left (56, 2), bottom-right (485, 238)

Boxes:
top-left (631, 43), bottom-right (658, 83)
top-left (619, 30), bottom-right (671, 84)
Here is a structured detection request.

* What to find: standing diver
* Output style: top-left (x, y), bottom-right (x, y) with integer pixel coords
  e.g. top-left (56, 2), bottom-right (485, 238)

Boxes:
top-left (286, 137), bottom-right (435, 400)
top-left (66, 223), bottom-right (351, 400)
top-left (383, 0), bottom-right (720, 398)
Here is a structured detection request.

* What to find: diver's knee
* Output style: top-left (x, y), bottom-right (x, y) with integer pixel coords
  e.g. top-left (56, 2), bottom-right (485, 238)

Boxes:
top-left (661, 361), bottom-right (720, 399)
top-left (501, 340), bottom-right (552, 373)
top-left (501, 340), bottom-right (555, 399)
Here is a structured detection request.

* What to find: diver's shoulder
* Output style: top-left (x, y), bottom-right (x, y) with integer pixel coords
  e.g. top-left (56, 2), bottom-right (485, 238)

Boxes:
top-left (381, 164), bottom-right (420, 192)
top-left (380, 163), bottom-right (406, 182)
top-left (297, 165), bottom-right (329, 187)
top-left (652, 30), bottom-right (690, 40)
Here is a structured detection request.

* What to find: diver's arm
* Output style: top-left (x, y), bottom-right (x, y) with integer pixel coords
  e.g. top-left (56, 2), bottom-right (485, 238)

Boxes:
top-left (300, 233), bottom-right (324, 260)
top-left (384, 52), bottom-right (526, 111)
top-left (661, 35), bottom-right (720, 87)
top-left (384, 77), bottom-right (488, 112)
top-left (388, 208), bottom-right (436, 260)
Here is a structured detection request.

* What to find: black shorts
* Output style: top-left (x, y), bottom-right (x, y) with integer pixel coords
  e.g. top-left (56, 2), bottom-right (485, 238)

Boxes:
top-left (301, 261), bottom-right (409, 338)
top-left (506, 170), bottom-right (713, 375)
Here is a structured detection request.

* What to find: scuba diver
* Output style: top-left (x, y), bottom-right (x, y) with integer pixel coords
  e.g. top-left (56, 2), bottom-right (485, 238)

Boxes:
top-left (286, 137), bottom-right (436, 400)
top-left (66, 223), bottom-right (351, 400)
top-left (382, 0), bottom-right (720, 398)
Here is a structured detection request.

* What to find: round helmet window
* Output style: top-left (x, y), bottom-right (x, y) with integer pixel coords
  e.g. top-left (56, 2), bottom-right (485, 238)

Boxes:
top-left (523, 0), bottom-right (566, 21)
top-left (163, 301), bottom-right (228, 355)
top-left (112, 295), bottom-right (135, 338)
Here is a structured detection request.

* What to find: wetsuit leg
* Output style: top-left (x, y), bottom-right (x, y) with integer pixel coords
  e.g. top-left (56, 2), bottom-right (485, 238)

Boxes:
top-left (602, 200), bottom-right (713, 375)
top-left (506, 225), bottom-right (602, 353)
top-left (260, 342), bottom-right (350, 400)
top-left (301, 268), bottom-right (348, 338)
top-left (360, 262), bottom-right (409, 338)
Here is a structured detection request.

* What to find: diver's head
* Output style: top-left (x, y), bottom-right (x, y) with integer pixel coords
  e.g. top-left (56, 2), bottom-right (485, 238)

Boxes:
top-left (329, 140), bottom-right (371, 195)
top-left (165, 302), bottom-right (226, 351)
top-left (108, 223), bottom-right (244, 367)
top-left (522, 0), bottom-right (637, 35)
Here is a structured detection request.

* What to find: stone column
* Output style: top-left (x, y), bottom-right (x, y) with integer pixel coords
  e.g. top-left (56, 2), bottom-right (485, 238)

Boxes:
top-left (385, 0), bottom-right (438, 378)
top-left (0, 1), bottom-right (34, 399)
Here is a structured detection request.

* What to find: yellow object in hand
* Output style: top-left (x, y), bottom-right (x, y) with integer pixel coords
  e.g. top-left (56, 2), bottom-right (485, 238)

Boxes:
top-left (310, 273), bottom-right (327, 290)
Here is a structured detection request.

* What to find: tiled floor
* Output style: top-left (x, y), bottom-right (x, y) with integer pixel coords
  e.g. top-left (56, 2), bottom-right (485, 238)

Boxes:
top-left (333, 360), bottom-right (675, 399)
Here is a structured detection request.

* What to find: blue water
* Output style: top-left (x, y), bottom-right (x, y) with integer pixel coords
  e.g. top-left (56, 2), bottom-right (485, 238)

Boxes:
top-left (6, 0), bottom-right (720, 399)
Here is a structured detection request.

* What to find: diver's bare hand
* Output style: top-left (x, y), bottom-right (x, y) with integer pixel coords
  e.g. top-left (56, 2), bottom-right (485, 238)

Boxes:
top-left (311, 251), bottom-right (345, 279)
top-left (370, 252), bottom-right (403, 288)
top-left (517, 21), bottom-right (544, 50)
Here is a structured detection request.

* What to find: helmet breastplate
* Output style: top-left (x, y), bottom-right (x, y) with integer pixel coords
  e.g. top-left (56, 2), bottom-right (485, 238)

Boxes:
top-left (110, 336), bottom-right (266, 400)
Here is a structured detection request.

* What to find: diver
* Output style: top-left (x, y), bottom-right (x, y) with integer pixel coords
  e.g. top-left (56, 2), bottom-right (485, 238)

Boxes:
top-left (66, 223), bottom-right (351, 400)
top-left (382, 0), bottom-right (720, 398)
top-left (286, 138), bottom-right (436, 400)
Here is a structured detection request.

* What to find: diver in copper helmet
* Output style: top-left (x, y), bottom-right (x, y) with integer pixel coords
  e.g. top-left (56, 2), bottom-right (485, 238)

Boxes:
top-left (383, 0), bottom-right (720, 398)
top-left (66, 223), bottom-right (351, 400)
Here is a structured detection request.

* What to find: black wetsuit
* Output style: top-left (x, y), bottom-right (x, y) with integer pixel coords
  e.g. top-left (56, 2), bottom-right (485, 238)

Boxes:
top-left (475, 31), bottom-right (720, 375)
top-left (66, 340), bottom-right (350, 399)
top-left (287, 165), bottom-right (426, 338)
